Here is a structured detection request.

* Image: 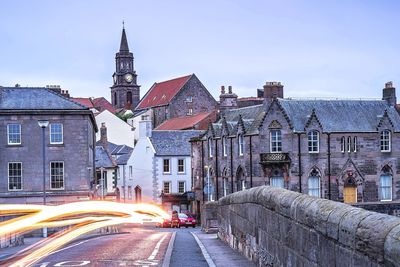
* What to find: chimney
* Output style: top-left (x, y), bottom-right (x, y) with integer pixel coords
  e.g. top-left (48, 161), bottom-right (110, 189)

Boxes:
top-left (100, 122), bottom-right (108, 150)
top-left (263, 81), bottom-right (284, 100)
top-left (383, 81), bottom-right (396, 106)
top-left (139, 120), bottom-right (152, 139)
top-left (219, 85), bottom-right (238, 114)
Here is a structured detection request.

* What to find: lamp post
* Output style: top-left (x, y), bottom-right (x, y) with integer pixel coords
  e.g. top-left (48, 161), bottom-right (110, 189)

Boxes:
top-left (100, 167), bottom-right (105, 200)
top-left (38, 120), bottom-right (49, 237)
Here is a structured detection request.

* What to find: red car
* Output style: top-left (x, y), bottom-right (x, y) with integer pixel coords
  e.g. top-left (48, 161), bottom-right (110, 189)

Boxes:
top-left (158, 218), bottom-right (171, 228)
top-left (178, 213), bottom-right (196, 228)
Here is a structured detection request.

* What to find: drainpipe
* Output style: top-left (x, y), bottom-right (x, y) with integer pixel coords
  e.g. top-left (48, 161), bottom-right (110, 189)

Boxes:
top-left (249, 135), bottom-right (253, 188)
top-left (327, 133), bottom-right (332, 200)
top-left (215, 139), bottom-right (219, 200)
top-left (201, 140), bottom-right (205, 204)
top-left (123, 165), bottom-right (126, 203)
top-left (297, 133), bottom-right (302, 193)
top-left (230, 137), bottom-right (234, 193)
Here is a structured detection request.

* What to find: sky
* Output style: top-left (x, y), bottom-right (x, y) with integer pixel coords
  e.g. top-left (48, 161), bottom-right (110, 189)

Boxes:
top-left (1, 0), bottom-right (400, 101)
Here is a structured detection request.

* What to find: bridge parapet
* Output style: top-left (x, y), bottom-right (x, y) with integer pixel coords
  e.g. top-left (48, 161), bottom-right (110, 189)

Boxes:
top-left (204, 186), bottom-right (400, 266)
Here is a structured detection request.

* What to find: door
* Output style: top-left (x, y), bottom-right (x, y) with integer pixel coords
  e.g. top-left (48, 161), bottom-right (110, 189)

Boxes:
top-left (343, 186), bottom-right (357, 203)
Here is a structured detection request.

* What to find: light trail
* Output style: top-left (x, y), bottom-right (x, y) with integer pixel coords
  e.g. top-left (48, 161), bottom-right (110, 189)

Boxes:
top-left (0, 201), bottom-right (170, 267)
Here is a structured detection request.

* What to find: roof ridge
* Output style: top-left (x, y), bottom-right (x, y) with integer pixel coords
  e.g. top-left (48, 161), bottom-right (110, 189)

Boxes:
top-left (155, 74), bottom-right (193, 84)
top-left (44, 88), bottom-right (89, 109)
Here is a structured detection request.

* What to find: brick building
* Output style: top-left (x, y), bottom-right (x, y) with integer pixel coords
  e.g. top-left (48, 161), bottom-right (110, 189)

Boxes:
top-left (0, 87), bottom-right (97, 204)
top-left (191, 81), bottom-right (400, 213)
top-left (134, 74), bottom-right (217, 129)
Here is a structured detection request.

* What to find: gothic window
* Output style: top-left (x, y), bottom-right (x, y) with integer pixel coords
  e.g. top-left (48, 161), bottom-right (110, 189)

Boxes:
top-left (308, 169), bottom-right (320, 197)
top-left (270, 130), bottom-right (282, 152)
top-left (127, 91), bottom-right (132, 104)
top-left (307, 130), bottom-right (319, 153)
top-left (347, 136), bottom-right (351, 152)
top-left (353, 136), bottom-right (358, 152)
top-left (380, 166), bottom-right (392, 201)
top-left (223, 177), bottom-right (229, 197)
top-left (341, 136), bottom-right (345, 153)
top-left (238, 134), bottom-right (244, 156)
top-left (380, 130), bottom-right (391, 152)
top-left (208, 138), bottom-right (213, 158)
top-left (222, 136), bottom-right (228, 157)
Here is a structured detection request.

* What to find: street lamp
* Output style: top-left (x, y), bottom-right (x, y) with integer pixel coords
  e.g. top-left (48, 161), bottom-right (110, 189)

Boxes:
top-left (38, 120), bottom-right (49, 238)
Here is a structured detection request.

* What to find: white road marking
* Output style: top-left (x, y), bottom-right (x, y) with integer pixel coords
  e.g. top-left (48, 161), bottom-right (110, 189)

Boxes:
top-left (161, 231), bottom-right (176, 267)
top-left (49, 236), bottom-right (105, 256)
top-left (191, 232), bottom-right (216, 267)
top-left (54, 261), bottom-right (90, 266)
top-left (147, 234), bottom-right (167, 260)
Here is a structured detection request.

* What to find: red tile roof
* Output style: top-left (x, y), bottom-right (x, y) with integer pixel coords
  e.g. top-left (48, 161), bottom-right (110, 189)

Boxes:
top-left (155, 111), bottom-right (216, 130)
top-left (71, 97), bottom-right (94, 109)
top-left (136, 74), bottom-right (192, 110)
top-left (92, 97), bottom-right (116, 114)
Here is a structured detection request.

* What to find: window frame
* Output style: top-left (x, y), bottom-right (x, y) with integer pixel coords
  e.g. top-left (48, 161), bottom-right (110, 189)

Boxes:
top-left (307, 130), bottom-right (319, 153)
top-left (347, 136), bottom-right (351, 153)
top-left (50, 123), bottom-right (63, 144)
top-left (380, 174), bottom-right (392, 201)
top-left (222, 136), bottom-right (228, 157)
top-left (7, 124), bottom-right (21, 145)
top-left (177, 158), bottom-right (185, 174)
top-left (187, 108), bottom-right (193, 115)
top-left (238, 134), bottom-right (244, 156)
top-left (50, 161), bottom-right (64, 190)
top-left (353, 136), bottom-right (357, 153)
top-left (163, 181), bottom-right (172, 194)
top-left (340, 136), bottom-right (345, 153)
top-left (208, 138), bottom-right (213, 158)
top-left (270, 176), bottom-right (284, 188)
top-left (270, 130), bottom-right (282, 153)
top-left (380, 130), bottom-right (391, 152)
top-left (308, 175), bottom-right (321, 198)
top-left (186, 96), bottom-right (193, 103)
top-left (163, 158), bottom-right (171, 174)
top-left (178, 181), bottom-right (186, 193)
top-left (8, 162), bottom-right (22, 191)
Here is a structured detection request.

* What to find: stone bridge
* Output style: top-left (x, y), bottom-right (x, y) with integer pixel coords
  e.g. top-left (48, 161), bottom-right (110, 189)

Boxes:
top-left (202, 186), bottom-right (400, 266)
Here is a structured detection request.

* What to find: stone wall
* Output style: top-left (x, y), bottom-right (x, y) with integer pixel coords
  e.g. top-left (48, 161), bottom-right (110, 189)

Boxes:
top-left (210, 186), bottom-right (400, 266)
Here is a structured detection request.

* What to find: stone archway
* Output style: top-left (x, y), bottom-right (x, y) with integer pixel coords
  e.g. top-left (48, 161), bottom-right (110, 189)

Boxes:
top-left (236, 166), bottom-right (246, 191)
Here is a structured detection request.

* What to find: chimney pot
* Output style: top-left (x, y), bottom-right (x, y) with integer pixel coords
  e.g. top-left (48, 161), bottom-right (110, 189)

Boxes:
top-left (228, 86), bottom-right (232, 94)
top-left (385, 81), bottom-right (394, 88)
top-left (221, 86), bottom-right (225, 94)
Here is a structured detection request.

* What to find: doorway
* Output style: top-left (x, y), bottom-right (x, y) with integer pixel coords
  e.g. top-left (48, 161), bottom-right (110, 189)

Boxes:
top-left (343, 185), bottom-right (357, 203)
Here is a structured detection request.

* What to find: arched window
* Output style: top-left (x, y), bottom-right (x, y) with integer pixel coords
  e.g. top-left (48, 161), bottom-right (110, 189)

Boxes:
top-left (114, 92), bottom-right (117, 106)
top-left (236, 167), bottom-right (246, 191)
top-left (135, 186), bottom-right (142, 203)
top-left (341, 136), bottom-right (345, 153)
top-left (380, 130), bottom-right (391, 152)
top-left (238, 134), bottom-right (244, 156)
top-left (223, 177), bottom-right (229, 197)
top-left (127, 91), bottom-right (132, 104)
top-left (270, 169), bottom-right (284, 188)
top-left (380, 166), bottom-right (392, 201)
top-left (270, 130), bottom-right (282, 152)
top-left (208, 138), bottom-right (213, 158)
top-left (347, 136), bottom-right (351, 152)
top-left (308, 168), bottom-right (320, 197)
top-left (353, 136), bottom-right (358, 152)
top-left (308, 130), bottom-right (319, 153)
top-left (222, 136), bottom-right (228, 157)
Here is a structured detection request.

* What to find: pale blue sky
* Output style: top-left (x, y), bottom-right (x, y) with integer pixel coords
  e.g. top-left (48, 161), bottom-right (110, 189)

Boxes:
top-left (1, 0), bottom-right (400, 100)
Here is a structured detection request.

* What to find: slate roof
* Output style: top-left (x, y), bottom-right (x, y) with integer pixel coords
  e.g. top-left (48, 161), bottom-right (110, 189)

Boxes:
top-left (150, 130), bottom-right (204, 156)
top-left (155, 112), bottom-right (215, 130)
top-left (0, 87), bottom-right (88, 110)
top-left (136, 75), bottom-right (192, 110)
top-left (95, 146), bottom-right (115, 168)
top-left (96, 141), bottom-right (133, 165)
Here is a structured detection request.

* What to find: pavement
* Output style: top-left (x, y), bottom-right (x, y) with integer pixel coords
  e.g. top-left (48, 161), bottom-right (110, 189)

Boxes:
top-left (0, 226), bottom-right (255, 266)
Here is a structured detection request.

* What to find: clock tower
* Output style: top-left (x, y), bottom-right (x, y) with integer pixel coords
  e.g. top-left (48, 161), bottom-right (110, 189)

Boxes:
top-left (111, 26), bottom-right (140, 110)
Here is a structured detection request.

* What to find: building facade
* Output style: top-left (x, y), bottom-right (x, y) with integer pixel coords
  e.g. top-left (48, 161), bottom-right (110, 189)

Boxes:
top-left (191, 82), bottom-right (400, 211)
top-left (0, 87), bottom-right (97, 204)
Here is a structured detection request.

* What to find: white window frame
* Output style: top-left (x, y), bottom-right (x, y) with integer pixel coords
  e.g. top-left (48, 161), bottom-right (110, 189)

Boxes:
top-left (380, 174), bottom-right (392, 201)
top-left (238, 134), bottom-right (244, 156)
top-left (163, 159), bottom-right (171, 174)
top-left (163, 181), bottom-right (172, 194)
top-left (177, 159), bottom-right (185, 174)
top-left (223, 178), bottom-right (228, 197)
top-left (341, 136), bottom-right (345, 153)
top-left (208, 138), bottom-right (213, 158)
top-left (270, 130), bottom-right (282, 153)
top-left (50, 123), bottom-right (63, 144)
top-left (187, 108), bottom-right (193, 115)
top-left (222, 137), bottom-right (228, 157)
top-left (178, 181), bottom-right (186, 193)
top-left (186, 96), bottom-right (193, 102)
top-left (8, 162), bottom-right (22, 191)
top-left (7, 124), bottom-right (21, 145)
top-left (307, 130), bottom-right (319, 153)
top-left (308, 175), bottom-right (320, 197)
top-left (347, 136), bottom-right (351, 153)
top-left (50, 161), bottom-right (64, 190)
top-left (380, 130), bottom-right (391, 152)
top-left (353, 136), bottom-right (357, 153)
top-left (129, 165), bottom-right (133, 179)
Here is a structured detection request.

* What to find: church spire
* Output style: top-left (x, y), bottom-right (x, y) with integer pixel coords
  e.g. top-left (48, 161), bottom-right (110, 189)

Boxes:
top-left (119, 26), bottom-right (129, 52)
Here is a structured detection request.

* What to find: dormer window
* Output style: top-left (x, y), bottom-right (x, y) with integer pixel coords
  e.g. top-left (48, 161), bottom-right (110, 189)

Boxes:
top-left (307, 130), bottom-right (319, 153)
top-left (208, 138), bottom-right (213, 158)
top-left (186, 96), bottom-right (193, 102)
top-left (380, 130), bottom-right (391, 152)
top-left (238, 134), bottom-right (244, 156)
top-left (222, 136), bottom-right (228, 157)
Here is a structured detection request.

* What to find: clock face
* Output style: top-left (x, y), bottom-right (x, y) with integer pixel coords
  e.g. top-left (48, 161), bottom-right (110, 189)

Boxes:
top-left (124, 74), bottom-right (133, 83)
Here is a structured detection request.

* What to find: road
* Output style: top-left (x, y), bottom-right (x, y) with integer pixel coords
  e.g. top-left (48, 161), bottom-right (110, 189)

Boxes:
top-left (17, 227), bottom-right (209, 267)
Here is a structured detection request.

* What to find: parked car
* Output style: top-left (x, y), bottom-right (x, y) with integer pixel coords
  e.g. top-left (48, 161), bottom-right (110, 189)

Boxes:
top-left (178, 213), bottom-right (196, 228)
top-left (157, 218), bottom-right (172, 228)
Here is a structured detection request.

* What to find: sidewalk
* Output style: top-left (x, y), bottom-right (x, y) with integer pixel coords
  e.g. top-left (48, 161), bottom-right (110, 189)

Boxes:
top-left (193, 231), bottom-right (256, 267)
top-left (0, 237), bottom-right (42, 261)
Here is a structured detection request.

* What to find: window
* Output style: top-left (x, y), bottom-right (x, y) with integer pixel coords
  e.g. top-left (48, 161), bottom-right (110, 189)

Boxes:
top-left (238, 134), bottom-right (244, 156)
top-left (50, 161), bottom-right (64, 189)
top-left (208, 138), bottom-right (213, 158)
top-left (135, 186), bottom-right (142, 203)
top-left (270, 176), bottom-right (284, 188)
top-left (178, 181), bottom-right (186, 193)
top-left (50, 123), bottom-right (63, 144)
top-left (347, 136), bottom-right (351, 152)
top-left (187, 108), bottom-right (193, 115)
top-left (222, 137), bottom-right (228, 157)
top-left (7, 124), bottom-right (21, 145)
top-left (186, 96), bottom-right (193, 102)
top-left (163, 159), bottom-right (170, 173)
top-left (308, 131), bottom-right (319, 153)
top-left (308, 171), bottom-right (320, 197)
top-left (128, 186), bottom-right (132, 199)
top-left (178, 159), bottom-right (185, 173)
top-left (241, 180), bottom-right (246, 190)
top-left (141, 115), bottom-right (150, 120)
top-left (353, 136), bottom-right (357, 153)
top-left (270, 130), bottom-right (282, 152)
top-left (223, 178), bottom-right (228, 197)
top-left (8, 162), bottom-right (22, 191)
top-left (163, 181), bottom-right (171, 194)
top-left (129, 166), bottom-right (133, 179)
top-left (341, 136), bottom-right (345, 153)
top-left (380, 130), bottom-right (391, 152)
top-left (380, 166), bottom-right (392, 201)
top-left (127, 91), bottom-right (132, 104)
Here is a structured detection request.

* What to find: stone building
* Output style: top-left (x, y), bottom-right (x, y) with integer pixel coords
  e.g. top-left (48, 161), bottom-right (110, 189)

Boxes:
top-left (134, 74), bottom-right (217, 128)
top-left (191, 81), bottom-right (400, 211)
top-left (0, 87), bottom-right (97, 204)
